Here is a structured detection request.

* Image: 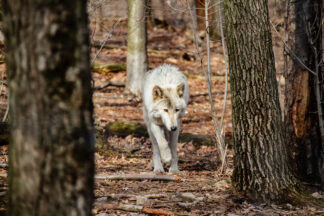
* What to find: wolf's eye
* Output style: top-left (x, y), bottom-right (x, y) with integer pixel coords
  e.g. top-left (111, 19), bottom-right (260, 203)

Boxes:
top-left (175, 108), bottom-right (180, 112)
top-left (164, 109), bottom-right (168, 112)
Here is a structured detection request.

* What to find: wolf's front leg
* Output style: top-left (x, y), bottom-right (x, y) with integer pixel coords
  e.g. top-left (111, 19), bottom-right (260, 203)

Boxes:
top-left (151, 140), bottom-right (165, 172)
top-left (169, 128), bottom-right (180, 173)
top-left (150, 123), bottom-right (172, 165)
top-left (146, 124), bottom-right (164, 172)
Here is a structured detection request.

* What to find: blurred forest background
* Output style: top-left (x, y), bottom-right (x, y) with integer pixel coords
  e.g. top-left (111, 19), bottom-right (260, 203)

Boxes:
top-left (0, 0), bottom-right (324, 215)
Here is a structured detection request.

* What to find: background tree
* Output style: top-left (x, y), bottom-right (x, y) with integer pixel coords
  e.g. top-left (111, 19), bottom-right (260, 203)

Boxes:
top-left (3, 0), bottom-right (94, 215)
top-left (0, 0), bottom-right (2, 21)
top-left (194, 0), bottom-right (221, 40)
top-left (284, 0), bottom-right (324, 185)
top-left (224, 0), bottom-right (297, 201)
top-left (126, 0), bottom-right (148, 97)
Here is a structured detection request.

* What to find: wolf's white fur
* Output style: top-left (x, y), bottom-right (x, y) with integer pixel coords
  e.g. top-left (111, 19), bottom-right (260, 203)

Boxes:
top-left (142, 64), bottom-right (189, 173)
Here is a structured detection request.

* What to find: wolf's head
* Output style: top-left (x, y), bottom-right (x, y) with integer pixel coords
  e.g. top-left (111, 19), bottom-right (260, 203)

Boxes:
top-left (151, 83), bottom-right (187, 132)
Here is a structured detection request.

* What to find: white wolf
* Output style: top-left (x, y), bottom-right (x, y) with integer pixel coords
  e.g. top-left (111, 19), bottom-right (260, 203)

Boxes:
top-left (142, 64), bottom-right (189, 173)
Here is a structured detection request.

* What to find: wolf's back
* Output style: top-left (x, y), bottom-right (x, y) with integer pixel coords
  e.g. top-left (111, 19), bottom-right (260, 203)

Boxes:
top-left (142, 64), bottom-right (189, 107)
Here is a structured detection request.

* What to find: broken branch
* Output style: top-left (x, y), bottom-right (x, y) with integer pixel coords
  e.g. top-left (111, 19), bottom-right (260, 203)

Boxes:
top-left (99, 203), bottom-right (172, 215)
top-left (93, 80), bottom-right (125, 91)
top-left (95, 174), bottom-right (179, 181)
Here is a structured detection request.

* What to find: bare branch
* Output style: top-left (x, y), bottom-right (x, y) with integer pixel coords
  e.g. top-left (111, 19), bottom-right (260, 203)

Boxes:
top-left (91, 18), bottom-right (122, 65)
top-left (270, 20), bottom-right (316, 76)
top-left (95, 174), bottom-right (179, 181)
top-left (187, 0), bottom-right (227, 173)
top-left (218, 2), bottom-right (228, 131)
top-left (313, 46), bottom-right (324, 154)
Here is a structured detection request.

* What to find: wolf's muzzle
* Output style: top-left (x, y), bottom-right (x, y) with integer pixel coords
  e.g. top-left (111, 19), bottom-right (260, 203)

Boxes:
top-left (171, 126), bottom-right (177, 131)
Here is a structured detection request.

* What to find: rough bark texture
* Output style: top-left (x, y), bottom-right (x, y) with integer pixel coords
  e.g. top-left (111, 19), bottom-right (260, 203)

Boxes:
top-left (224, 0), bottom-right (296, 201)
top-left (284, 0), bottom-right (324, 185)
top-left (3, 0), bottom-right (94, 215)
top-left (126, 0), bottom-right (148, 97)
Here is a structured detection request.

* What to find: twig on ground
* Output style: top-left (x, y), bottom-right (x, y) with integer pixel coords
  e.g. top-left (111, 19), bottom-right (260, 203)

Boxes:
top-left (2, 103), bottom-right (8, 122)
top-left (98, 193), bottom-right (168, 200)
top-left (93, 80), bottom-right (125, 91)
top-left (95, 174), bottom-right (179, 181)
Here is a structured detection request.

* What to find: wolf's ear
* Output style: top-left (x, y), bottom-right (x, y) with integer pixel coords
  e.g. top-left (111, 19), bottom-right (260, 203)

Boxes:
top-left (177, 83), bottom-right (185, 98)
top-left (153, 85), bottom-right (164, 101)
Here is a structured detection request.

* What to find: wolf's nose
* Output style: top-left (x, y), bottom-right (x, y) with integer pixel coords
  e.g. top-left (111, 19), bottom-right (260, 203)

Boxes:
top-left (171, 126), bottom-right (177, 131)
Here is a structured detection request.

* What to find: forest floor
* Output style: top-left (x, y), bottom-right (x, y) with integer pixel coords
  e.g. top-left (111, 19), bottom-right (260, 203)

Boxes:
top-left (0, 18), bottom-right (324, 215)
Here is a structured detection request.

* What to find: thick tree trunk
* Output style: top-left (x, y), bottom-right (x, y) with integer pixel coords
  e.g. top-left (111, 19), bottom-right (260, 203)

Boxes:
top-left (284, 0), bottom-right (324, 184)
top-left (224, 0), bottom-right (296, 201)
top-left (126, 0), bottom-right (148, 97)
top-left (3, 0), bottom-right (94, 215)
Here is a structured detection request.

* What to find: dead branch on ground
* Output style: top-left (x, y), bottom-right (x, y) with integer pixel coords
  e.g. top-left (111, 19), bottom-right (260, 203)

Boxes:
top-left (93, 80), bottom-right (125, 91)
top-left (98, 203), bottom-right (172, 215)
top-left (95, 174), bottom-right (179, 181)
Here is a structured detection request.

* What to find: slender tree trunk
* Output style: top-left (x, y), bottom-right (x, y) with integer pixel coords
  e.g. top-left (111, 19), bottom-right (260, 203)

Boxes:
top-left (224, 0), bottom-right (297, 201)
top-left (284, 0), bottom-right (324, 185)
top-left (126, 0), bottom-right (148, 97)
top-left (3, 0), bottom-right (94, 215)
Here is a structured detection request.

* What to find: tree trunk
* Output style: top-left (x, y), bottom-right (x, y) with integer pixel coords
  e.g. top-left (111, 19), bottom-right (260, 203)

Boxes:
top-left (224, 0), bottom-right (297, 201)
top-left (209, 0), bottom-right (221, 41)
top-left (3, 0), bottom-right (94, 215)
top-left (195, 0), bottom-right (205, 30)
top-left (284, 0), bottom-right (324, 184)
top-left (0, 0), bottom-right (2, 21)
top-left (126, 0), bottom-right (148, 97)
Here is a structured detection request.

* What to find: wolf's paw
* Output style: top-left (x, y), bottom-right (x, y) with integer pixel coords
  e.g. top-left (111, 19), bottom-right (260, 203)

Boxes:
top-left (153, 166), bottom-right (165, 173)
top-left (160, 148), bottom-right (172, 165)
top-left (169, 167), bottom-right (180, 173)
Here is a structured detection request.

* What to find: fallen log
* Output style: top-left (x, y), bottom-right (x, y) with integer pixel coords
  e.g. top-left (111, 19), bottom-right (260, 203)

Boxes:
top-left (92, 62), bottom-right (126, 74)
top-left (93, 80), bottom-right (125, 91)
top-left (98, 203), bottom-right (172, 215)
top-left (95, 174), bottom-right (179, 181)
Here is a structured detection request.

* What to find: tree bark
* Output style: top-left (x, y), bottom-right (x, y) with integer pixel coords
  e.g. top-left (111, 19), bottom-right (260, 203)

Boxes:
top-left (224, 0), bottom-right (297, 201)
top-left (284, 0), bottom-right (324, 185)
top-left (209, 0), bottom-right (221, 41)
top-left (3, 0), bottom-right (94, 215)
top-left (0, 0), bottom-right (2, 21)
top-left (126, 0), bottom-right (148, 97)
top-left (195, 0), bottom-right (205, 30)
